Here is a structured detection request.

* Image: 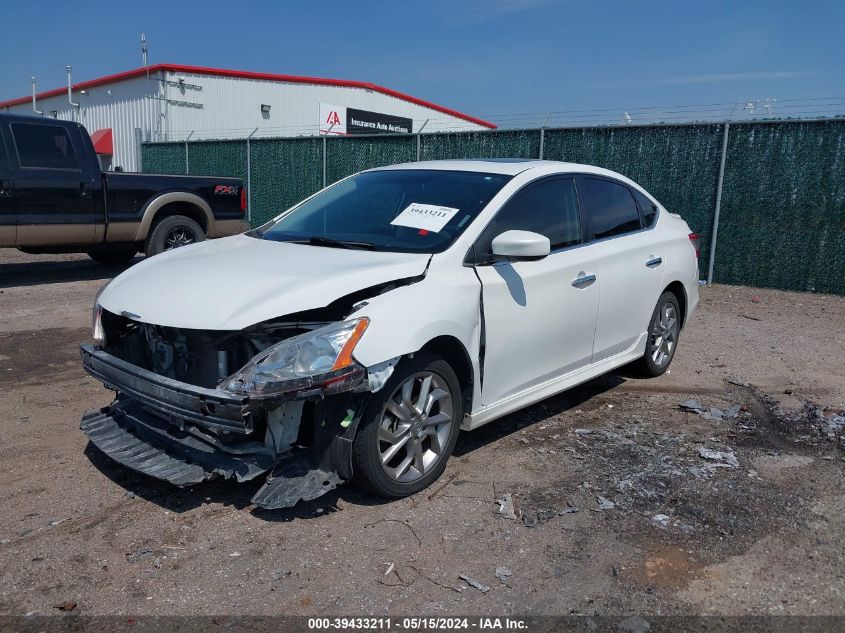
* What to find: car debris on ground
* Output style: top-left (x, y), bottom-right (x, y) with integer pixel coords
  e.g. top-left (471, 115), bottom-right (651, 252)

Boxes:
top-left (697, 447), bottom-right (740, 468)
top-left (678, 398), bottom-right (742, 421)
top-left (496, 493), bottom-right (519, 520)
top-left (459, 574), bottom-right (491, 593)
top-left (495, 567), bottom-right (513, 584)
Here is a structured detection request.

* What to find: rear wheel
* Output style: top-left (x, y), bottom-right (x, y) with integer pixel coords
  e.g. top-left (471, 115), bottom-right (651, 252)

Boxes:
top-left (86, 246), bottom-right (137, 266)
top-left (145, 215), bottom-right (205, 257)
top-left (636, 291), bottom-right (681, 377)
top-left (353, 352), bottom-right (462, 498)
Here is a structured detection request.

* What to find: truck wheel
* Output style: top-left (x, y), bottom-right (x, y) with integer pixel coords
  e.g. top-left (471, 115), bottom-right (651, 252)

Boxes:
top-left (352, 352), bottom-right (462, 498)
top-left (145, 215), bottom-right (205, 257)
top-left (86, 246), bottom-right (137, 266)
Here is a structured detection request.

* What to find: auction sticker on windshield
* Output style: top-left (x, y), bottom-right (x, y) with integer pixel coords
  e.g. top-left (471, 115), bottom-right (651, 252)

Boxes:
top-left (390, 203), bottom-right (460, 233)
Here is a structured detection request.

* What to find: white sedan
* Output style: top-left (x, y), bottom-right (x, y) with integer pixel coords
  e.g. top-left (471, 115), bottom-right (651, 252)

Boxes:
top-left (81, 160), bottom-right (700, 508)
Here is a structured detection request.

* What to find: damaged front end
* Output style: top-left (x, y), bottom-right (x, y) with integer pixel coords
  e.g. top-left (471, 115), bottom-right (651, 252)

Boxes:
top-left (81, 296), bottom-right (399, 509)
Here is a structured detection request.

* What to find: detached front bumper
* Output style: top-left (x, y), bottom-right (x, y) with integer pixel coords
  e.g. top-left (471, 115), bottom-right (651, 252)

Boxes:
top-left (81, 399), bottom-right (275, 485)
top-left (79, 344), bottom-right (359, 508)
top-left (80, 343), bottom-right (258, 434)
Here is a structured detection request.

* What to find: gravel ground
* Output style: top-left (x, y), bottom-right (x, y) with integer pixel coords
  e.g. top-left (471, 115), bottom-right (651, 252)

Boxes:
top-left (0, 248), bottom-right (843, 618)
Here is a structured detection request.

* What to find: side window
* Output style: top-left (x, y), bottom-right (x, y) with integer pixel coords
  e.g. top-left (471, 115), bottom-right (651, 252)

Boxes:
top-left (11, 123), bottom-right (79, 170)
top-left (632, 188), bottom-right (658, 227)
top-left (474, 177), bottom-right (581, 259)
top-left (578, 177), bottom-right (641, 239)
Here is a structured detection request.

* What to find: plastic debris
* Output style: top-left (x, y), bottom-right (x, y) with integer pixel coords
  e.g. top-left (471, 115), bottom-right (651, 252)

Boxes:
top-left (459, 574), bottom-right (490, 593)
top-left (651, 514), bottom-right (671, 528)
top-left (496, 494), bottom-right (518, 520)
top-left (679, 399), bottom-right (742, 421)
top-left (679, 399), bottom-right (704, 412)
top-left (698, 447), bottom-right (739, 468)
top-left (495, 566), bottom-right (512, 584)
top-left (596, 495), bottom-right (615, 510)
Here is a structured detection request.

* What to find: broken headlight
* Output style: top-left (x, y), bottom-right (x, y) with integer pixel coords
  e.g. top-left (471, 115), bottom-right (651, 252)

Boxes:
top-left (222, 318), bottom-right (369, 398)
top-left (92, 281), bottom-right (111, 346)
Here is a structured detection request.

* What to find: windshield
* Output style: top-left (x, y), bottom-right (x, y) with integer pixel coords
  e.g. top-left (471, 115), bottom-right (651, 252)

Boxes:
top-left (253, 169), bottom-right (512, 253)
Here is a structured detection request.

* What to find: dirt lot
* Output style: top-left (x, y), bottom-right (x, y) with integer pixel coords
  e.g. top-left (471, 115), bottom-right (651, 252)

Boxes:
top-left (0, 247), bottom-right (844, 619)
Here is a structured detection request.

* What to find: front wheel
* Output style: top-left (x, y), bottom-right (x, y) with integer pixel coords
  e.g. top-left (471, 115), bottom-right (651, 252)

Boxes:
top-left (636, 291), bottom-right (681, 377)
top-left (352, 352), bottom-right (462, 498)
top-left (145, 215), bottom-right (205, 257)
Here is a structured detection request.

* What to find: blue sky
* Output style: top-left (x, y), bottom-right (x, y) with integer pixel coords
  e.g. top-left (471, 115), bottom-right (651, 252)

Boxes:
top-left (1, 0), bottom-right (843, 124)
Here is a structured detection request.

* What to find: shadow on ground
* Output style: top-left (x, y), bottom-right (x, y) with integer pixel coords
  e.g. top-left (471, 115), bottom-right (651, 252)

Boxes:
top-left (0, 256), bottom-right (141, 288)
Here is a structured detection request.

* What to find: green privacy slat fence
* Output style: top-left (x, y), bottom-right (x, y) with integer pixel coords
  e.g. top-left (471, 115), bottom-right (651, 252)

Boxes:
top-left (250, 137), bottom-right (323, 225)
top-left (326, 135), bottom-right (416, 185)
top-left (187, 140), bottom-right (247, 182)
top-left (543, 125), bottom-right (724, 275)
top-left (141, 142), bottom-right (187, 175)
top-left (715, 120), bottom-right (845, 294)
top-left (420, 130), bottom-right (541, 160)
top-left (141, 119), bottom-right (845, 294)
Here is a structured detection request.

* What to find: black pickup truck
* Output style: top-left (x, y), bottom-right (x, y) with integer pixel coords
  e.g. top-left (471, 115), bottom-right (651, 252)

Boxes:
top-left (0, 113), bottom-right (249, 264)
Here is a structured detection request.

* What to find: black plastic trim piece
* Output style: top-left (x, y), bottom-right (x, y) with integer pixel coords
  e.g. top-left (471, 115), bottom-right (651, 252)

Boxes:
top-left (80, 343), bottom-right (256, 434)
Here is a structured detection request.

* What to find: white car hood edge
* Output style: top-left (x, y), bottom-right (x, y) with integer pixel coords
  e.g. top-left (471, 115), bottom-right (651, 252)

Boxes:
top-left (98, 234), bottom-right (432, 330)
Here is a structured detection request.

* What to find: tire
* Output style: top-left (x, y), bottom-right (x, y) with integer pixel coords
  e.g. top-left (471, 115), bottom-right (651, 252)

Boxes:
top-left (86, 246), bottom-right (137, 266)
top-left (353, 352), bottom-right (462, 498)
top-left (636, 291), bottom-right (681, 377)
top-left (144, 215), bottom-right (205, 257)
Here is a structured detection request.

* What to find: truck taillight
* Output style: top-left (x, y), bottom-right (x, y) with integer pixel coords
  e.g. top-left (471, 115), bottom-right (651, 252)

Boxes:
top-left (240, 187), bottom-right (247, 213)
top-left (689, 233), bottom-right (702, 258)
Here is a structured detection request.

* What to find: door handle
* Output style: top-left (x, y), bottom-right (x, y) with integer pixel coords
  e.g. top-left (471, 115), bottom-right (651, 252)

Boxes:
top-left (645, 256), bottom-right (663, 268)
top-left (571, 273), bottom-right (596, 288)
top-left (0, 179), bottom-right (9, 197)
top-left (80, 182), bottom-right (93, 199)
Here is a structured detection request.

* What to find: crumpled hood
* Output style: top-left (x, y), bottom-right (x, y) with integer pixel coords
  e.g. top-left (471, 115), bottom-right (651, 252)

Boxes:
top-left (98, 234), bottom-right (431, 330)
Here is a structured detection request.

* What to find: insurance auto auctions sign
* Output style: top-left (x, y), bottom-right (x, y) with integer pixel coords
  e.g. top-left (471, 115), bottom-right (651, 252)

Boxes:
top-left (319, 103), bottom-right (413, 135)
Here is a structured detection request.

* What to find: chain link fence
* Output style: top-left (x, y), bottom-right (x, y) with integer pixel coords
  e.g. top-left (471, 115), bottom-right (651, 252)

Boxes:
top-left (141, 119), bottom-right (845, 294)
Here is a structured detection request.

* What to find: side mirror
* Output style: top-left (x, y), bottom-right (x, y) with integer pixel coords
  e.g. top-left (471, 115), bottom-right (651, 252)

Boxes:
top-left (491, 230), bottom-right (550, 260)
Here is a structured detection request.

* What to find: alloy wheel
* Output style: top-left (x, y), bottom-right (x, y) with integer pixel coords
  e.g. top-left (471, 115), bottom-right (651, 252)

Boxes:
top-left (650, 301), bottom-right (679, 368)
top-left (377, 371), bottom-right (454, 483)
top-left (164, 227), bottom-right (196, 250)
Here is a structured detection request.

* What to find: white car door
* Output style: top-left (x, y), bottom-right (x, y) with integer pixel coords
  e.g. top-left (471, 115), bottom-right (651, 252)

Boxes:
top-left (577, 176), bottom-right (666, 362)
top-left (472, 177), bottom-right (599, 405)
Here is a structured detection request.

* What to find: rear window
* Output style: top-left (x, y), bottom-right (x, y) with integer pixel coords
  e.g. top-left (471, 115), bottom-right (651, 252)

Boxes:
top-left (578, 177), bottom-right (641, 239)
top-left (632, 188), bottom-right (658, 227)
top-left (11, 122), bottom-right (79, 170)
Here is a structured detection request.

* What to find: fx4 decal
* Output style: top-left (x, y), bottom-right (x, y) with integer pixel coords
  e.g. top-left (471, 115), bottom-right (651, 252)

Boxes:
top-left (214, 185), bottom-right (239, 195)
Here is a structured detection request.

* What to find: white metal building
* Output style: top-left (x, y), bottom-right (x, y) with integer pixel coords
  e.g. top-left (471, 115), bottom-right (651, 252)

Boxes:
top-left (0, 64), bottom-right (496, 171)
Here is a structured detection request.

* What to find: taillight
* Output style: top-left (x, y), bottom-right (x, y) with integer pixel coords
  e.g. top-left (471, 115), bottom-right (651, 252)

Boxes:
top-left (688, 233), bottom-right (702, 258)
top-left (240, 187), bottom-right (247, 213)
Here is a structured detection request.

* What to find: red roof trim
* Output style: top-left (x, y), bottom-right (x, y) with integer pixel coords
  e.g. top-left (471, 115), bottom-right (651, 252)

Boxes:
top-left (0, 63), bottom-right (497, 129)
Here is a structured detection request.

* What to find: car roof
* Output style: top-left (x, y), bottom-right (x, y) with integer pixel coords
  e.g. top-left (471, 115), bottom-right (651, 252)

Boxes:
top-left (367, 158), bottom-right (627, 179)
